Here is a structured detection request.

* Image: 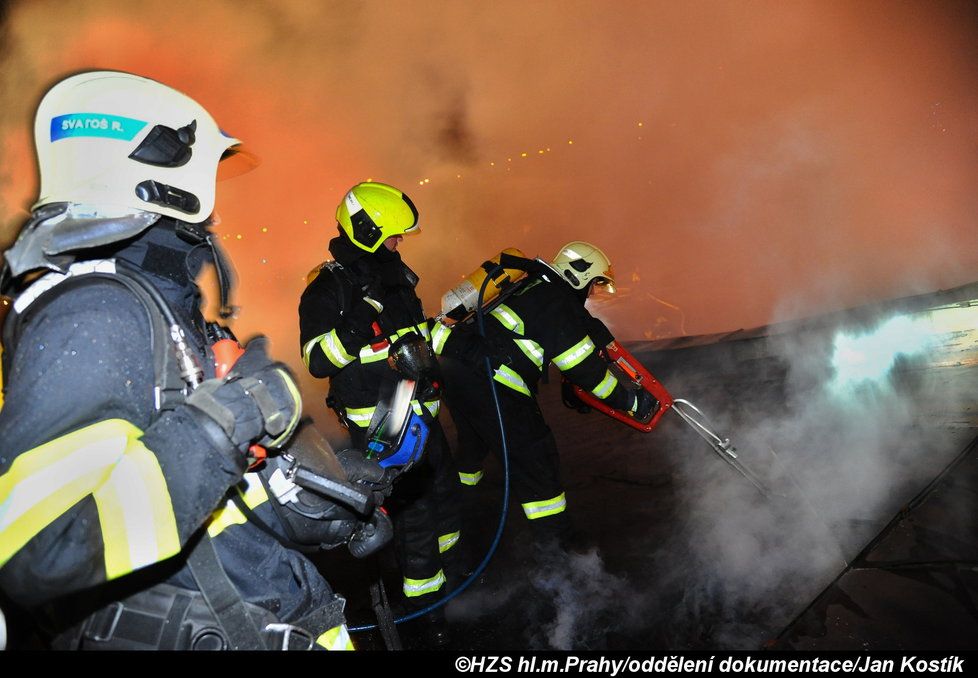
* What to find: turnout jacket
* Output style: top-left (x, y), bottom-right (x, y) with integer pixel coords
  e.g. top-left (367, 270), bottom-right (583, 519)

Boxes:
top-left (299, 235), bottom-right (438, 427)
top-left (0, 227), bottom-right (348, 649)
top-left (432, 273), bottom-right (636, 412)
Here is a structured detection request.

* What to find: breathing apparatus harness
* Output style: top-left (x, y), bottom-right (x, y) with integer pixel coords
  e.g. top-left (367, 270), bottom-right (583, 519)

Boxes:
top-left (2, 242), bottom-right (387, 650)
top-left (348, 254), bottom-right (556, 636)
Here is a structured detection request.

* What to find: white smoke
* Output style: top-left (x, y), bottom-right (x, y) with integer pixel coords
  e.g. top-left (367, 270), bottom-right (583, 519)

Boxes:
top-left (650, 296), bottom-right (978, 648)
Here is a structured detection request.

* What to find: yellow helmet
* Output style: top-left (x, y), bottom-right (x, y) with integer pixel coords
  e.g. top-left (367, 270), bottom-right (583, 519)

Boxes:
top-left (551, 241), bottom-right (616, 293)
top-left (336, 182), bottom-right (419, 253)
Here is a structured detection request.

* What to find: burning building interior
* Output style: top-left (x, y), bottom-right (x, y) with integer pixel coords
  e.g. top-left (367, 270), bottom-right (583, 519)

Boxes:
top-left (0, 0), bottom-right (976, 652)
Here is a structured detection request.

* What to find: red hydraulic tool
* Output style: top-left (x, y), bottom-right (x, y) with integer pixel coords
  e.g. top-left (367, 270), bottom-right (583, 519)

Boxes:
top-left (568, 340), bottom-right (771, 496)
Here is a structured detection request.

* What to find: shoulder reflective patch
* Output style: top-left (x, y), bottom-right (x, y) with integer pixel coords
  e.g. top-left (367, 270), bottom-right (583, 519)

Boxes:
top-left (206, 473), bottom-right (270, 538)
top-left (51, 113), bottom-right (148, 142)
top-left (0, 419), bottom-right (179, 578)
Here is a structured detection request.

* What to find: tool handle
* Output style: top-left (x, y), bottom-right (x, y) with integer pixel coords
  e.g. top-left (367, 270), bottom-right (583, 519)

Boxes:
top-left (571, 340), bottom-right (674, 432)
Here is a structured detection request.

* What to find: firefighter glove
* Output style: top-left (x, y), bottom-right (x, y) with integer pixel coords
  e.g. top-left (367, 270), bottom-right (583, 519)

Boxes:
top-left (388, 333), bottom-right (437, 381)
top-left (631, 389), bottom-right (659, 423)
top-left (348, 508), bottom-right (394, 559)
top-left (313, 505), bottom-right (361, 550)
top-left (336, 448), bottom-right (394, 503)
top-left (186, 336), bottom-right (302, 453)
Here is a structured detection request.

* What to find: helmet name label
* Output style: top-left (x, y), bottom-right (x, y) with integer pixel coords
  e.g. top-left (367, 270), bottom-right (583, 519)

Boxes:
top-left (50, 113), bottom-right (148, 142)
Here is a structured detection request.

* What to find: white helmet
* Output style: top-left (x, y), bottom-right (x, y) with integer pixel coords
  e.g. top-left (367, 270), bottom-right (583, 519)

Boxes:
top-left (33, 70), bottom-right (252, 223)
top-left (551, 241), bottom-right (616, 293)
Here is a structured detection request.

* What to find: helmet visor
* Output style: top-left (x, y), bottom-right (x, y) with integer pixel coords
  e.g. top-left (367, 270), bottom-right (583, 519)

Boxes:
top-left (217, 144), bottom-right (260, 181)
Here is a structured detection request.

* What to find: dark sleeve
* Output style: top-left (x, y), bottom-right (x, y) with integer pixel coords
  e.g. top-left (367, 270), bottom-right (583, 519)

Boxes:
top-left (0, 284), bottom-right (244, 608)
top-left (298, 272), bottom-right (371, 378)
top-left (549, 299), bottom-right (636, 413)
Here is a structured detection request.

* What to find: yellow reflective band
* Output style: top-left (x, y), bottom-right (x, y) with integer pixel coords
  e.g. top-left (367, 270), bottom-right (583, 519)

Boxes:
top-left (206, 474), bottom-right (270, 539)
top-left (320, 329), bottom-right (356, 368)
top-left (459, 470), bottom-right (484, 486)
top-left (93, 445), bottom-right (182, 579)
top-left (438, 531), bottom-right (460, 553)
top-left (514, 338), bottom-right (545, 369)
top-left (0, 419), bottom-right (179, 577)
top-left (522, 492), bottom-right (567, 520)
top-left (431, 322), bottom-right (452, 355)
top-left (591, 369), bottom-right (618, 400)
top-left (493, 365), bottom-right (531, 396)
top-left (358, 342), bottom-right (390, 364)
top-left (345, 406), bottom-right (375, 428)
top-left (403, 569), bottom-right (447, 598)
top-left (490, 304), bottom-right (524, 335)
top-left (316, 624), bottom-right (355, 651)
top-left (301, 336), bottom-right (319, 369)
top-left (409, 399), bottom-right (441, 419)
top-left (553, 336), bottom-right (596, 371)
top-left (416, 322), bottom-right (431, 341)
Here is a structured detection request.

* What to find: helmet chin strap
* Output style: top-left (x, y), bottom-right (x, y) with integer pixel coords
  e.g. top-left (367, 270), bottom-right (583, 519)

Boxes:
top-left (208, 234), bottom-right (237, 319)
top-left (175, 219), bottom-right (237, 318)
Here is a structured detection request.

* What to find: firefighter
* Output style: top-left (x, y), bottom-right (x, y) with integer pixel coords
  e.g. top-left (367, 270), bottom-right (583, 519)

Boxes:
top-left (298, 181), bottom-right (461, 646)
top-left (433, 242), bottom-right (657, 548)
top-left (0, 71), bottom-right (379, 650)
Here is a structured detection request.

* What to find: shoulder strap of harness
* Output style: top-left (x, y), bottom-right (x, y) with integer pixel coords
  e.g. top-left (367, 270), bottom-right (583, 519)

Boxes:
top-left (2, 259), bottom-right (191, 413)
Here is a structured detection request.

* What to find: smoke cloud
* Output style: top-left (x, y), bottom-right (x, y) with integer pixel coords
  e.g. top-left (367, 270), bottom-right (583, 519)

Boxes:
top-left (632, 295), bottom-right (978, 648)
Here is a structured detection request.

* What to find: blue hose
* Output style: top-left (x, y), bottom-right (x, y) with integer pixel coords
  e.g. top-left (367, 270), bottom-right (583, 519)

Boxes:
top-left (350, 264), bottom-right (512, 632)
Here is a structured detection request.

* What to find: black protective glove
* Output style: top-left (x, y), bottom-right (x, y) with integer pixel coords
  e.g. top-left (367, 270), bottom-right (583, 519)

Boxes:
top-left (388, 333), bottom-right (438, 381)
top-left (310, 503), bottom-right (361, 550)
top-left (561, 378), bottom-right (592, 414)
top-left (185, 337), bottom-right (301, 454)
top-left (336, 448), bottom-right (394, 505)
top-left (631, 389), bottom-right (660, 423)
top-left (348, 508), bottom-right (394, 559)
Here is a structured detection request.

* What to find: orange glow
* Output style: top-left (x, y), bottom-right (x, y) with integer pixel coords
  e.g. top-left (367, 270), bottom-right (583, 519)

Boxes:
top-left (0, 0), bottom-right (977, 431)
